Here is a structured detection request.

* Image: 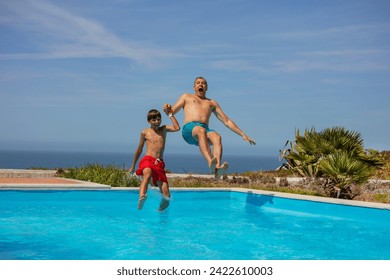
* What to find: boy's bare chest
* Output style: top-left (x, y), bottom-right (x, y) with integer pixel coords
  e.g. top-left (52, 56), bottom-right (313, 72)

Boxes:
top-left (145, 130), bottom-right (164, 143)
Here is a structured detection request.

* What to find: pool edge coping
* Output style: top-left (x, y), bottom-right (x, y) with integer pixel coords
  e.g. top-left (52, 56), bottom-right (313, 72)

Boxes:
top-left (1, 185), bottom-right (389, 210)
top-left (112, 187), bottom-right (390, 210)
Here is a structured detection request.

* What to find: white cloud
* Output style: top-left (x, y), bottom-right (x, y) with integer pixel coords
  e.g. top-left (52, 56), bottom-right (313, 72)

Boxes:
top-left (0, 0), bottom-right (176, 63)
top-left (275, 22), bottom-right (390, 38)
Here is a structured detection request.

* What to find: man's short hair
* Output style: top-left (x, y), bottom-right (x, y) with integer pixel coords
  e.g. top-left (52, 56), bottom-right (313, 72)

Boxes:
top-left (194, 76), bottom-right (207, 86)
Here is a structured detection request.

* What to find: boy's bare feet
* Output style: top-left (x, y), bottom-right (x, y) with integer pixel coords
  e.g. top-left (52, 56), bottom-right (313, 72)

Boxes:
top-left (158, 196), bottom-right (170, 212)
top-left (138, 194), bottom-right (147, 210)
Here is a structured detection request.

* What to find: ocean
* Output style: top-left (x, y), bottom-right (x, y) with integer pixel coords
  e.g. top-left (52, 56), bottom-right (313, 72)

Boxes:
top-left (0, 150), bottom-right (281, 174)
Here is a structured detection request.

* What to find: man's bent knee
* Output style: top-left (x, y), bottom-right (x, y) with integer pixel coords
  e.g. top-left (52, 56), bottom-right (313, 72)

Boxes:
top-left (192, 126), bottom-right (207, 136)
top-left (208, 131), bottom-right (222, 144)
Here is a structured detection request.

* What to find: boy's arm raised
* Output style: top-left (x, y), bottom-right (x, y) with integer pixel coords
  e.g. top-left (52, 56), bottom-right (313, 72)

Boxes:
top-left (165, 114), bottom-right (180, 132)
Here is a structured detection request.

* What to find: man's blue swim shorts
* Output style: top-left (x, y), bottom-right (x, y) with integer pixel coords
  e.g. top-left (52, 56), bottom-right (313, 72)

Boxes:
top-left (182, 122), bottom-right (215, 146)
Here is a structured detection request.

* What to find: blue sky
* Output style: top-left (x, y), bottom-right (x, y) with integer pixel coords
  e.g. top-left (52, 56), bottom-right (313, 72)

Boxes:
top-left (0, 0), bottom-right (389, 157)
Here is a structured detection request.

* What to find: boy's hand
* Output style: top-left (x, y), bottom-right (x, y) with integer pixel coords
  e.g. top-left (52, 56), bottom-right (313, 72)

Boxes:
top-left (163, 104), bottom-right (172, 115)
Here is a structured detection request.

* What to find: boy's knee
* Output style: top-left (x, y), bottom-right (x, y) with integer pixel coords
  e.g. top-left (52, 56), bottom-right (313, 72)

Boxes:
top-left (142, 168), bottom-right (152, 178)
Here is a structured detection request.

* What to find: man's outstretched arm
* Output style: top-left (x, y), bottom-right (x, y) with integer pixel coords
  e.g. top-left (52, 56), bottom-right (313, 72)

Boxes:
top-left (213, 102), bottom-right (256, 145)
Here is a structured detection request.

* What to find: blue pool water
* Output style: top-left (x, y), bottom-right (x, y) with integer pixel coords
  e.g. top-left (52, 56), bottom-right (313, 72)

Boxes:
top-left (0, 189), bottom-right (389, 260)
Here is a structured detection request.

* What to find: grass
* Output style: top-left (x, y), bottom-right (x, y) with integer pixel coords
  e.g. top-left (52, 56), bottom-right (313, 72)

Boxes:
top-left (372, 194), bottom-right (389, 204)
top-left (169, 176), bottom-right (323, 197)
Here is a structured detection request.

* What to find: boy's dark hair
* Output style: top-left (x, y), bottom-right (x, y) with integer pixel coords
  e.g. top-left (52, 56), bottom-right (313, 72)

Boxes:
top-left (147, 109), bottom-right (161, 121)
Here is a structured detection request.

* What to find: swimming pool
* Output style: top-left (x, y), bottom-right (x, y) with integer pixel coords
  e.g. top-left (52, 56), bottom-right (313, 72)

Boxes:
top-left (1, 189), bottom-right (389, 260)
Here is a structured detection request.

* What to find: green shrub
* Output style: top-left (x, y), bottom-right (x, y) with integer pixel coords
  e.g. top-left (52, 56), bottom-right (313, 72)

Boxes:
top-left (280, 127), bottom-right (384, 199)
top-left (63, 163), bottom-right (140, 187)
top-left (373, 151), bottom-right (390, 179)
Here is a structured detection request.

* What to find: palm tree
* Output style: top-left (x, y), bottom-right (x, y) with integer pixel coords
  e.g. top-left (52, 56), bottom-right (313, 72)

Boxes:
top-left (280, 127), bottom-right (384, 199)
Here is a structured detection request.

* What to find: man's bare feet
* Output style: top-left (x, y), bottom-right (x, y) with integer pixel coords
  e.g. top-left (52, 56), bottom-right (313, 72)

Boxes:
top-left (138, 194), bottom-right (147, 210)
top-left (209, 157), bottom-right (217, 174)
top-left (215, 162), bottom-right (229, 180)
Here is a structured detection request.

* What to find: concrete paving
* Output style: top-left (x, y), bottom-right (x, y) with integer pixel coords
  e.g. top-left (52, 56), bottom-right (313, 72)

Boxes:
top-left (0, 169), bottom-right (110, 190)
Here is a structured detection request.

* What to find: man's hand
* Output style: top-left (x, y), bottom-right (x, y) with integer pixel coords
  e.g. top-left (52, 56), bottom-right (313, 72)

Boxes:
top-left (243, 135), bottom-right (256, 145)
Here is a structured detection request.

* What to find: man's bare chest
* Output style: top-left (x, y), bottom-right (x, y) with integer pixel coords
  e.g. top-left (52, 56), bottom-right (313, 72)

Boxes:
top-left (187, 97), bottom-right (214, 112)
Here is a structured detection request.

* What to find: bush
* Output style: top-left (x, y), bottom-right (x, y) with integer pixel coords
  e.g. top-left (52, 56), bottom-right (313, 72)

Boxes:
top-left (373, 151), bottom-right (390, 180)
top-left (280, 127), bottom-right (384, 199)
top-left (63, 163), bottom-right (140, 187)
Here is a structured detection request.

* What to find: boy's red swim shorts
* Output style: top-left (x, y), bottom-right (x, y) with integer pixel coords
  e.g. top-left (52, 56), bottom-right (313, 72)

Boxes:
top-left (136, 155), bottom-right (168, 186)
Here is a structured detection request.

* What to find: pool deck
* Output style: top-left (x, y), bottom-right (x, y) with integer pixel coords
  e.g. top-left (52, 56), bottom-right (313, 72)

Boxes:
top-left (0, 169), bottom-right (110, 190)
top-left (1, 169), bottom-right (389, 210)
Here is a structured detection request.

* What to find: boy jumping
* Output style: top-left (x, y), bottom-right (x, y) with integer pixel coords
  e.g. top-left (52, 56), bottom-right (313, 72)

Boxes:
top-left (129, 109), bottom-right (180, 211)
